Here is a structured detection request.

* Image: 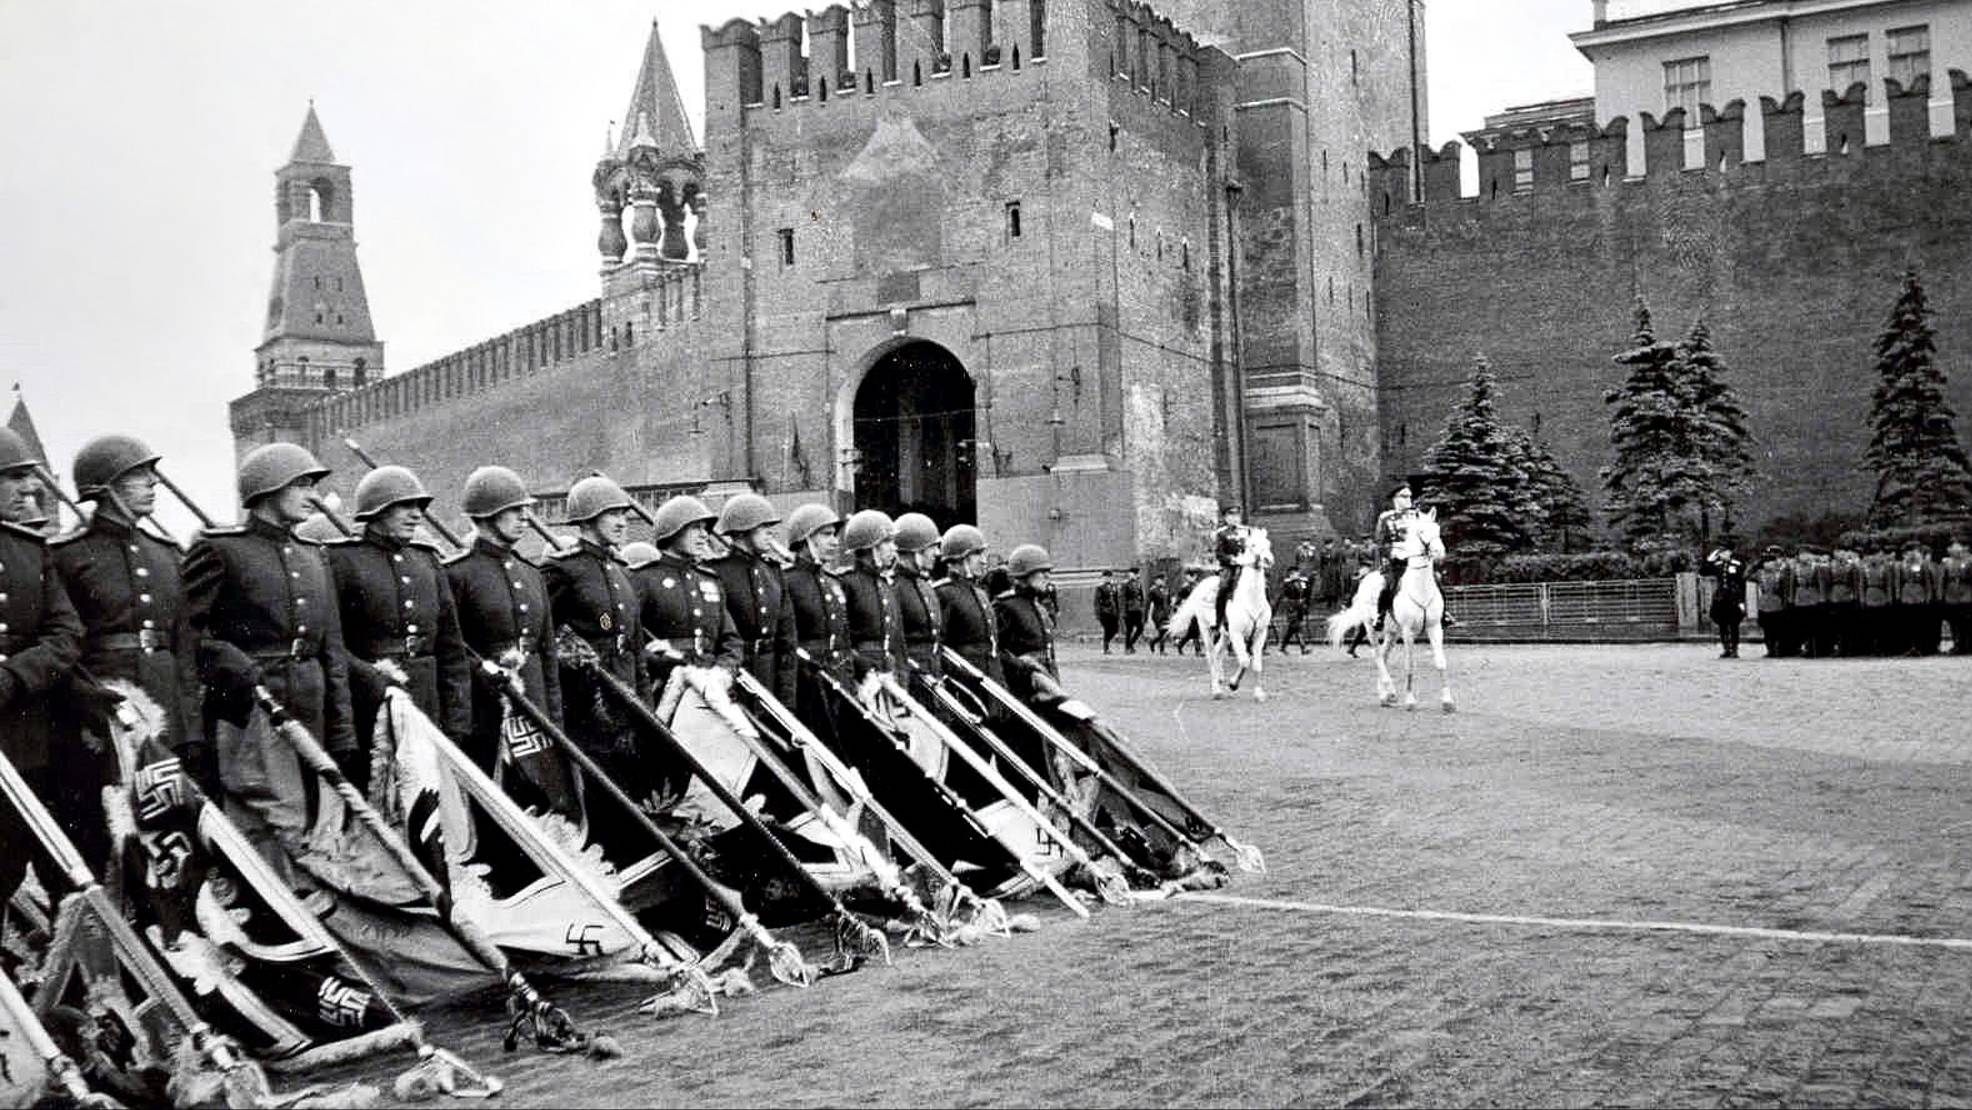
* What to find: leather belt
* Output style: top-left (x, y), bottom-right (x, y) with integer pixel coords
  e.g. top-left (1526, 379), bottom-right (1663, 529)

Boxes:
top-left (358, 634), bottom-right (430, 659)
top-left (247, 639), bottom-right (317, 662)
top-left (87, 630), bottom-right (167, 653)
top-left (486, 634), bottom-right (534, 657)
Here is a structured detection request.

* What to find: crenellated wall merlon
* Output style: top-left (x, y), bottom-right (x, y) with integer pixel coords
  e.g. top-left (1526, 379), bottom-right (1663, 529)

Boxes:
top-left (1372, 71), bottom-right (1972, 212)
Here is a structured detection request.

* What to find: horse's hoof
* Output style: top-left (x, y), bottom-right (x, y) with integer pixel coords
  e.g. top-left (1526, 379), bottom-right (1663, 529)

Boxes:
top-left (1254, 689), bottom-right (1268, 703)
top-left (1379, 695), bottom-right (1398, 708)
top-left (1406, 701), bottom-right (1417, 712)
top-left (1212, 690), bottom-right (1228, 700)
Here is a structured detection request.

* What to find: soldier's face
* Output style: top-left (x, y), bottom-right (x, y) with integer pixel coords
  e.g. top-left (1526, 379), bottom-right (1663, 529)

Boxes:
top-left (912, 546), bottom-right (938, 574)
top-left (808, 525), bottom-right (840, 564)
top-left (593, 508), bottom-right (630, 547)
top-left (270, 480), bottom-right (316, 525)
top-left (0, 468), bottom-right (40, 524)
top-left (1024, 570), bottom-right (1052, 593)
top-left (959, 550), bottom-right (986, 578)
top-left (1394, 491), bottom-right (1413, 511)
top-left (675, 521), bottom-right (712, 561)
top-left (872, 537), bottom-right (898, 570)
top-left (376, 503), bottom-right (423, 545)
top-left (109, 465), bottom-right (159, 518)
top-left (485, 507), bottom-right (527, 545)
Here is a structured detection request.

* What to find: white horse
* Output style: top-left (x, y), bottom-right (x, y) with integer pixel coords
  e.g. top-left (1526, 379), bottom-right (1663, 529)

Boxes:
top-left (1167, 529), bottom-right (1275, 701)
top-left (1326, 510), bottom-right (1454, 712)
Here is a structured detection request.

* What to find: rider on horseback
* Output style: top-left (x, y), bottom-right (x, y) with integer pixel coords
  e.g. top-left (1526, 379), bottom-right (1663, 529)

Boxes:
top-left (1212, 504), bottom-right (1247, 637)
top-left (1373, 484), bottom-right (1453, 632)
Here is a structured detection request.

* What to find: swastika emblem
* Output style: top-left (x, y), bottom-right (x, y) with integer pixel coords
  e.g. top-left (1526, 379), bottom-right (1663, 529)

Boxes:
top-left (505, 715), bottom-right (551, 759)
top-left (565, 922), bottom-right (607, 956)
top-left (317, 978), bottom-right (374, 1028)
top-left (134, 758), bottom-right (187, 821)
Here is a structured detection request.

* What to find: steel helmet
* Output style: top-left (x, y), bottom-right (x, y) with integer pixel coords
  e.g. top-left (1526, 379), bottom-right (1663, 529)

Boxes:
top-left (784, 503), bottom-right (842, 546)
top-left (563, 474), bottom-right (634, 523)
top-left (462, 466), bottom-right (535, 518)
top-left (893, 512), bottom-right (940, 552)
top-left (352, 465), bottom-right (432, 520)
top-left (618, 541), bottom-right (661, 568)
top-left (939, 523), bottom-right (987, 561)
top-left (715, 492), bottom-right (780, 536)
top-left (238, 443), bottom-right (330, 504)
top-left (1006, 544), bottom-right (1054, 578)
top-left (0, 428), bottom-right (38, 474)
top-left (840, 509), bottom-right (896, 553)
top-left (73, 434), bottom-right (161, 496)
top-left (651, 494), bottom-right (716, 544)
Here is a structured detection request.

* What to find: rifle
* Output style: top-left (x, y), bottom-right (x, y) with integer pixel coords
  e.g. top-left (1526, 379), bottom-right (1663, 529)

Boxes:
top-left (731, 667), bottom-right (1013, 938)
top-left (953, 647), bottom-right (1264, 874)
top-left (910, 663), bottom-right (1158, 894)
top-left (250, 685), bottom-right (616, 1056)
top-left (0, 966), bottom-right (119, 1107)
top-left (568, 644), bottom-right (892, 968)
top-left (940, 646), bottom-right (1234, 874)
top-left (796, 649), bottom-right (1088, 919)
top-left (470, 652), bottom-right (818, 988)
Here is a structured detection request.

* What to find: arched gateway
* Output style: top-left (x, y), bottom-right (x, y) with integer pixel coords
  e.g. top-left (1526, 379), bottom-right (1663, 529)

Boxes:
top-left (849, 341), bottom-right (977, 525)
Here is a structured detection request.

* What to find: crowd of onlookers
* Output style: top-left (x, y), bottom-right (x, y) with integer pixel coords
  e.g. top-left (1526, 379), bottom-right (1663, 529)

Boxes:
top-left (1085, 537), bottom-right (1385, 656)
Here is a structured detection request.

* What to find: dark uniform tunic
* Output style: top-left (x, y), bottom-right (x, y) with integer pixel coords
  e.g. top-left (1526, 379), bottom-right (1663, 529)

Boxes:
top-left (323, 533), bottom-right (471, 744)
top-left (0, 519), bottom-right (85, 898)
top-left (994, 586), bottom-right (1059, 702)
top-left (183, 517), bottom-right (357, 761)
top-left (707, 548), bottom-right (796, 705)
top-left (1942, 551), bottom-right (1972, 655)
top-left (838, 563), bottom-right (901, 679)
top-left (444, 534), bottom-right (566, 802)
top-left (892, 563), bottom-right (944, 675)
top-left (542, 539), bottom-right (643, 691)
top-left (936, 573), bottom-right (1001, 683)
top-left (631, 551), bottom-right (742, 685)
top-left (783, 555), bottom-right (852, 740)
top-left (51, 512), bottom-right (199, 753)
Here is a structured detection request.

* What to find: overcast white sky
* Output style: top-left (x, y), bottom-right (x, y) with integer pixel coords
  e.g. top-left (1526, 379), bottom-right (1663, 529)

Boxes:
top-left (0, 0), bottom-right (1590, 533)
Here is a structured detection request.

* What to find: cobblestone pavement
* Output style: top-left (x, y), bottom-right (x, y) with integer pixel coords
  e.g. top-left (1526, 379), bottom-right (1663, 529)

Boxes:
top-left (309, 643), bottom-right (1972, 1107)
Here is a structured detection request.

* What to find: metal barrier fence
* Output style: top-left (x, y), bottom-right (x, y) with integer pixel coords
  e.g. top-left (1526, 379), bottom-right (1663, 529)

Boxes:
top-left (1442, 578), bottom-right (1680, 640)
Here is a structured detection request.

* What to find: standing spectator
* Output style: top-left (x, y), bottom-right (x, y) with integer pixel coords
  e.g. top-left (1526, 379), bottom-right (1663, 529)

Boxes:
top-left (1941, 540), bottom-right (1972, 655)
top-left (1752, 546), bottom-right (1795, 657)
top-left (1094, 570), bottom-right (1121, 654)
top-left (1120, 567), bottom-right (1146, 654)
top-left (1698, 545), bottom-right (1748, 658)
top-left (1317, 538), bottom-right (1343, 611)
top-left (1146, 572), bottom-right (1172, 654)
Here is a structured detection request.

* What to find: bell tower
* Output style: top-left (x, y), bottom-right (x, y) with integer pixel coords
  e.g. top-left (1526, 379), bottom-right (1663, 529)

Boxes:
top-left (230, 104), bottom-right (385, 458)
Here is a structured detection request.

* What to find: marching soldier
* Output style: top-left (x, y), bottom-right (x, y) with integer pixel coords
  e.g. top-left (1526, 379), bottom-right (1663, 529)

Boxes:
top-left (1752, 545), bottom-right (1795, 657)
top-left (994, 544), bottom-right (1060, 703)
top-left (53, 435), bottom-right (201, 780)
top-left (542, 474), bottom-right (650, 797)
top-left (935, 523), bottom-right (1001, 682)
top-left (1942, 540), bottom-right (1972, 655)
top-left (1212, 505), bottom-right (1247, 638)
top-left (1825, 547), bottom-right (1863, 657)
top-left (1094, 570), bottom-right (1121, 654)
top-left (322, 465), bottom-right (471, 747)
top-left (182, 443), bottom-right (356, 876)
top-left (891, 512), bottom-right (944, 676)
top-left (708, 492), bottom-right (796, 705)
top-left (781, 503), bottom-right (852, 738)
top-left (1121, 568), bottom-right (1147, 654)
top-left (0, 428), bottom-right (85, 902)
top-left (443, 466), bottom-right (563, 783)
top-left (837, 510), bottom-right (901, 680)
top-left (1698, 545), bottom-right (1748, 659)
top-left (1859, 545), bottom-right (1897, 656)
top-left (629, 496), bottom-right (742, 696)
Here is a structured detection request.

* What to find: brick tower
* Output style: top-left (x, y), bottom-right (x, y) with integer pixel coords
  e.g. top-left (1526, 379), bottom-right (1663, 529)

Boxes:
top-left (231, 104), bottom-right (384, 459)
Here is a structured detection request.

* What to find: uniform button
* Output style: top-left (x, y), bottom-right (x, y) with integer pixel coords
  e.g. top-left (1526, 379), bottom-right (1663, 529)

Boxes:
top-left (518, 602), bottom-right (529, 612)
top-left (407, 623), bottom-right (420, 633)
top-left (0, 623), bottom-right (8, 633)
top-left (298, 624), bottom-right (307, 634)
top-left (400, 576), bottom-right (412, 585)
top-left (394, 554), bottom-right (405, 563)
top-left (295, 597), bottom-right (306, 606)
top-left (503, 560), bottom-right (513, 570)
top-left (129, 544), bottom-right (139, 553)
top-left (141, 618), bottom-right (155, 629)
top-left (513, 581), bottom-right (523, 589)
top-left (138, 593), bottom-right (152, 604)
top-left (404, 600), bottom-right (415, 610)
top-left (135, 567), bottom-right (149, 578)
top-left (0, 593), bottom-right (7, 603)
top-left (291, 570), bottom-right (301, 579)
top-left (283, 546), bottom-right (293, 555)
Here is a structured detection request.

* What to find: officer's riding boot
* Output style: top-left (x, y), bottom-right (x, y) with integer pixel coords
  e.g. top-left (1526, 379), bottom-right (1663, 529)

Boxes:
top-left (1214, 568), bottom-right (1236, 637)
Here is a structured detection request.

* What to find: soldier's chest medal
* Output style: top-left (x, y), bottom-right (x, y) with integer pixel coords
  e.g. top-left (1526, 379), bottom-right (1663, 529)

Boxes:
top-left (600, 613), bottom-right (613, 630)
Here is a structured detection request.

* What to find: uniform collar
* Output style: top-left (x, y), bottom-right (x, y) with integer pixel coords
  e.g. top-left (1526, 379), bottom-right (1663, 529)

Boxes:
top-left (247, 515), bottom-right (292, 541)
top-left (365, 527), bottom-right (408, 552)
top-left (88, 511), bottom-right (137, 537)
top-left (474, 534), bottom-right (514, 558)
top-left (657, 550), bottom-right (693, 571)
top-left (578, 537), bottom-right (612, 559)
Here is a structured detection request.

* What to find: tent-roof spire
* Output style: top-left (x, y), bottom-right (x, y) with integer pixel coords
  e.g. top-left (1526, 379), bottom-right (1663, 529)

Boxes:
top-left (288, 103), bottom-right (337, 164)
top-left (616, 21), bottom-right (698, 160)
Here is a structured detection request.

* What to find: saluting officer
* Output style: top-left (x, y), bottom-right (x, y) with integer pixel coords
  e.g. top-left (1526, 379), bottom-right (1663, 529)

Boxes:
top-left (183, 443), bottom-right (356, 877)
top-left (837, 510), bottom-right (902, 680)
top-left (707, 493), bottom-right (797, 705)
top-left (994, 544), bottom-right (1060, 703)
top-left (891, 513), bottom-right (945, 677)
top-left (1698, 545), bottom-right (1749, 659)
top-left (443, 466), bottom-right (563, 781)
top-left (0, 428), bottom-right (85, 902)
top-left (323, 465), bottom-right (471, 746)
top-left (935, 524), bottom-right (1001, 683)
top-left (629, 496), bottom-right (743, 696)
top-left (53, 435), bottom-right (201, 780)
top-left (781, 503), bottom-right (852, 738)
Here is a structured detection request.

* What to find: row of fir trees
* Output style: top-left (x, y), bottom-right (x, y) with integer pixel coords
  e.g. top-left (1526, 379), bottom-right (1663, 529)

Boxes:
top-left (1417, 270), bottom-right (1972, 561)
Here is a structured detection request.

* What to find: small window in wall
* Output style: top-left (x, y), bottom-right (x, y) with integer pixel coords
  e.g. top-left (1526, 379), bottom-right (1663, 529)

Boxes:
top-left (1569, 140), bottom-right (1590, 181)
top-left (777, 228), bottom-right (796, 267)
top-left (1663, 55), bottom-right (1711, 116)
top-left (1181, 238), bottom-right (1190, 270)
top-left (1108, 122), bottom-right (1119, 152)
top-left (313, 276), bottom-right (322, 289)
top-left (323, 367), bottom-right (337, 390)
top-left (1888, 25), bottom-right (1930, 87)
top-left (1005, 201), bottom-right (1022, 239)
top-left (1355, 223), bottom-right (1364, 257)
top-left (1828, 34), bottom-right (1870, 99)
top-left (1513, 148), bottom-right (1534, 193)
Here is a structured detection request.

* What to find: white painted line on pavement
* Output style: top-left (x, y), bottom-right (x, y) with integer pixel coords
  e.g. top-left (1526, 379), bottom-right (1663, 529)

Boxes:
top-left (1173, 892), bottom-right (1972, 952)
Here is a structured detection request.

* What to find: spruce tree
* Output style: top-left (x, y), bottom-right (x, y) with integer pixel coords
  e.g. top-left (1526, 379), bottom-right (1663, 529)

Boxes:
top-left (1864, 270), bottom-right (1972, 526)
top-left (1679, 318), bottom-right (1756, 540)
top-left (1602, 297), bottom-right (1707, 546)
top-left (1422, 355), bottom-right (1535, 556)
top-left (1517, 430), bottom-right (1593, 552)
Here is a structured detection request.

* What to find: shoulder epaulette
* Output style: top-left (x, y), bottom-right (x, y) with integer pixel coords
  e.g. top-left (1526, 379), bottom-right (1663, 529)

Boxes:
top-left (993, 589), bottom-right (1017, 601)
top-left (441, 547), bottom-right (473, 567)
top-left (543, 545), bottom-right (577, 560)
top-left (196, 524), bottom-right (248, 539)
top-left (318, 535), bottom-right (361, 548)
top-left (930, 577), bottom-right (953, 588)
top-left (410, 538), bottom-right (446, 554)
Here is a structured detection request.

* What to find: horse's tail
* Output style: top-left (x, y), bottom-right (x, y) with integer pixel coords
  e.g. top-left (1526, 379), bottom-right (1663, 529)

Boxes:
top-left (1167, 576), bottom-right (1217, 637)
top-left (1326, 571), bottom-right (1383, 648)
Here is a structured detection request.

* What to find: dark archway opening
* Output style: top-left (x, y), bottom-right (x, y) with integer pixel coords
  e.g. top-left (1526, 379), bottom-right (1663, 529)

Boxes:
top-left (853, 342), bottom-right (977, 524)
